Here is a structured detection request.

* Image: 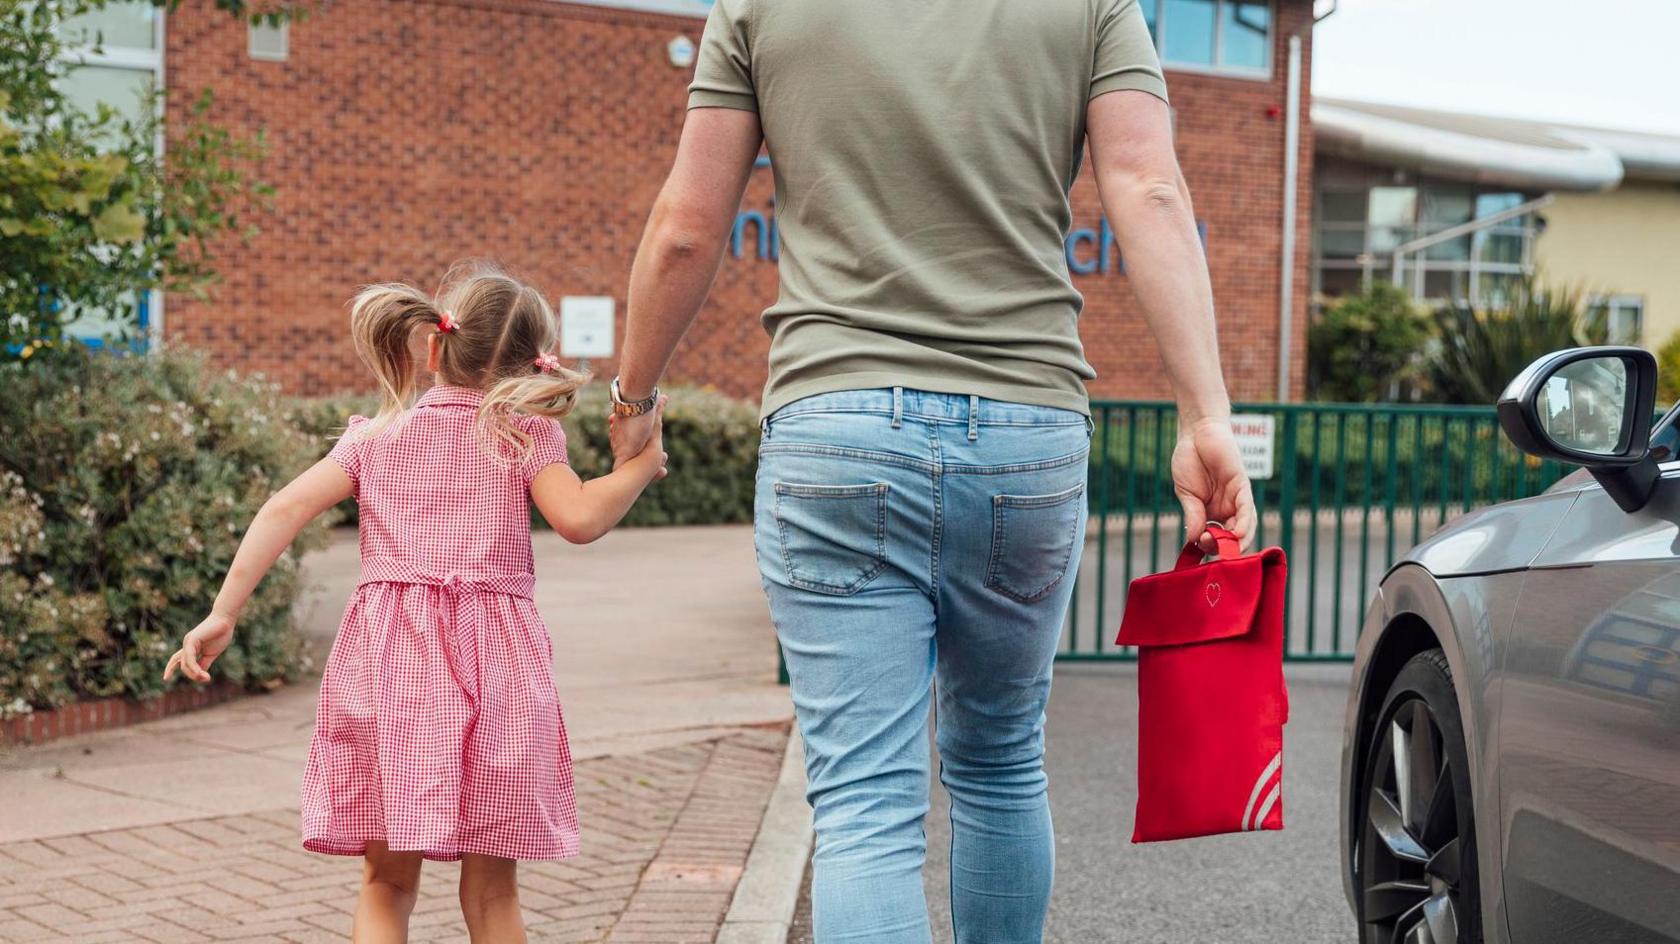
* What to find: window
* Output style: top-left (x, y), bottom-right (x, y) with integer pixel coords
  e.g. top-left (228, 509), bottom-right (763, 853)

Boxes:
top-left (55, 2), bottom-right (163, 348)
top-left (1312, 175), bottom-right (1538, 307)
top-left (1138, 0), bottom-right (1272, 75)
top-left (1590, 295), bottom-right (1645, 346)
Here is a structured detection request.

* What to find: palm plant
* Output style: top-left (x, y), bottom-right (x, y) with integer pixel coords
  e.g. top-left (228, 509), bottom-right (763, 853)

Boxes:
top-left (1424, 279), bottom-right (1606, 405)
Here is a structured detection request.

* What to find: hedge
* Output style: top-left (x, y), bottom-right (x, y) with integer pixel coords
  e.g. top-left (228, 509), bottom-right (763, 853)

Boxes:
top-left (0, 350), bottom-right (325, 715)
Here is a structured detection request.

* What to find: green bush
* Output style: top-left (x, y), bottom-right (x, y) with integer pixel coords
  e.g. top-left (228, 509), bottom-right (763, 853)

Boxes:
top-left (0, 348), bottom-right (324, 715)
top-left (1308, 282), bottom-right (1432, 402)
top-left (1658, 331), bottom-right (1680, 409)
top-left (1425, 278), bottom-right (1605, 405)
top-left (289, 384), bottom-right (761, 529)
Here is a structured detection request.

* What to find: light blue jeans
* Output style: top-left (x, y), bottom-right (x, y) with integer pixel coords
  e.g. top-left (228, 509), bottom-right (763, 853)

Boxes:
top-left (755, 388), bottom-right (1091, 944)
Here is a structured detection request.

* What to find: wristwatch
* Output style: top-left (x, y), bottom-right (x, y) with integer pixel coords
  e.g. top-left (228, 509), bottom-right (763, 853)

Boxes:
top-left (610, 377), bottom-right (660, 417)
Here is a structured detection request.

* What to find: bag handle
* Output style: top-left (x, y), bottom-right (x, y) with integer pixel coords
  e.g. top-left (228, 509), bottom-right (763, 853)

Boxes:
top-left (1173, 523), bottom-right (1242, 571)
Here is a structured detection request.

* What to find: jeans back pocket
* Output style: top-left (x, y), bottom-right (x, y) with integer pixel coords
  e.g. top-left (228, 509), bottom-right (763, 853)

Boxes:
top-left (772, 482), bottom-right (890, 596)
top-left (985, 482), bottom-right (1086, 604)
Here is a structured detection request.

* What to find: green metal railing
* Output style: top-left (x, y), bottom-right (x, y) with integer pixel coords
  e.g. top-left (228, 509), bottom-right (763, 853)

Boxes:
top-left (1060, 401), bottom-right (1570, 662)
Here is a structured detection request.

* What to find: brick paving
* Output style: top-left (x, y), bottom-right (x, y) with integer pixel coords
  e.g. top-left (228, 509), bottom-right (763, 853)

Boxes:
top-left (0, 726), bottom-right (787, 944)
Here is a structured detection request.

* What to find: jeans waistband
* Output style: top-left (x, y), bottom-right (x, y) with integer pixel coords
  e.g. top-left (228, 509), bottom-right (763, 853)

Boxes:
top-left (769, 388), bottom-right (1089, 428)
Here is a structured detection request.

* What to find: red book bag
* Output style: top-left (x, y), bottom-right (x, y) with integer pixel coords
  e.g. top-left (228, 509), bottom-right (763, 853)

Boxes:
top-left (1114, 525), bottom-right (1289, 843)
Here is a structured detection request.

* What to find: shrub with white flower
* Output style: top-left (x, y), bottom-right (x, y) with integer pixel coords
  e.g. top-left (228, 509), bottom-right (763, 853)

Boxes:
top-left (0, 348), bottom-right (325, 709)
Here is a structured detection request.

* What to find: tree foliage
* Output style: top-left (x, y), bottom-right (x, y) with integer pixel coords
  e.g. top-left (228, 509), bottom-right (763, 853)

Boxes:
top-left (1, 0), bottom-right (276, 360)
top-left (1308, 281), bottom-right (1433, 402)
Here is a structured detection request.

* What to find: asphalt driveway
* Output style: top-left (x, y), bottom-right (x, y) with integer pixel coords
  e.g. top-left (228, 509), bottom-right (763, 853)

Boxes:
top-left (790, 661), bottom-right (1355, 944)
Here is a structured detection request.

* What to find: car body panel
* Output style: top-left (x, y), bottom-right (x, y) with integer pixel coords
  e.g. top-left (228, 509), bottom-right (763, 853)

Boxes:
top-left (1345, 472), bottom-right (1680, 943)
top-left (1499, 476), bottom-right (1680, 942)
top-left (1340, 561), bottom-right (1529, 943)
top-left (1398, 491), bottom-right (1579, 577)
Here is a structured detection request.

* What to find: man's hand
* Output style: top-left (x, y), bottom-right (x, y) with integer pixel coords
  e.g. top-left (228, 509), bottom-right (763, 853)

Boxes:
top-left (164, 613), bottom-right (236, 683)
top-left (609, 395), bottom-right (667, 470)
top-left (1171, 417), bottom-right (1257, 552)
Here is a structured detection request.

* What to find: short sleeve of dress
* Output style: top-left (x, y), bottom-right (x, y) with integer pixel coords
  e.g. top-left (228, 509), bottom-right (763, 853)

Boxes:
top-left (522, 417), bottom-right (570, 483)
top-left (327, 415), bottom-right (369, 488)
top-left (1091, 0), bottom-right (1169, 104)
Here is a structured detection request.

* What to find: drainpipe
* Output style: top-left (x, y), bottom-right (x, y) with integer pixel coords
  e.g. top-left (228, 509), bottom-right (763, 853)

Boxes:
top-left (1276, 0), bottom-right (1337, 402)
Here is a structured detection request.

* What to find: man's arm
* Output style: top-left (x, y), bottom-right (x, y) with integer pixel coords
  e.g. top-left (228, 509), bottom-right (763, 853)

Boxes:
top-left (1087, 89), bottom-right (1257, 547)
top-left (611, 107), bottom-right (763, 464)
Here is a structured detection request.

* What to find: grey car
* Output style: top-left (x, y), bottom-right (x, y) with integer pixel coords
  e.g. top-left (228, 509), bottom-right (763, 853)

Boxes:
top-left (1340, 346), bottom-right (1680, 944)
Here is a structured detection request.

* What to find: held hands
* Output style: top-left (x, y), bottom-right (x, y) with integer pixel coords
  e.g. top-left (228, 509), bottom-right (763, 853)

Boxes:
top-left (163, 612), bottom-right (236, 683)
top-left (1172, 417), bottom-right (1258, 554)
top-left (609, 395), bottom-right (670, 480)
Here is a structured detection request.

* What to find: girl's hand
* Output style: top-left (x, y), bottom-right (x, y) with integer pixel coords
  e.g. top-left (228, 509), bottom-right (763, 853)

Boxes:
top-left (646, 399), bottom-right (669, 481)
top-left (164, 613), bottom-right (236, 683)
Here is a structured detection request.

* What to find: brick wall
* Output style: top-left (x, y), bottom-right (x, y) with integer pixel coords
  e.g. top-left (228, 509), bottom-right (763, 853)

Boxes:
top-left (164, 0), bottom-right (1312, 404)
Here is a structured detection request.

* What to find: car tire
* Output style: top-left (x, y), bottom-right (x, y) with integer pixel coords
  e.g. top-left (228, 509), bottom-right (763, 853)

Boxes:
top-left (1355, 649), bottom-right (1482, 944)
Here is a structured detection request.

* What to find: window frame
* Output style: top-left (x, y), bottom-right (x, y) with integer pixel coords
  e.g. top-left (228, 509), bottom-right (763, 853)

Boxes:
top-left (1590, 293), bottom-right (1647, 346)
top-left (1145, 0), bottom-right (1276, 81)
top-left (58, 4), bottom-right (166, 350)
top-left (1311, 177), bottom-right (1541, 307)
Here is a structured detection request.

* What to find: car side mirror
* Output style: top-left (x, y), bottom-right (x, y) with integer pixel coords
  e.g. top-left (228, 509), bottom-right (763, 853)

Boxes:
top-left (1497, 346), bottom-right (1660, 512)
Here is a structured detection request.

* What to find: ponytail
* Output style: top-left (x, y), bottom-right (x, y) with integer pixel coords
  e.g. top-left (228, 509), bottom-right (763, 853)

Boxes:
top-left (478, 365), bottom-right (590, 459)
top-left (348, 283), bottom-right (441, 435)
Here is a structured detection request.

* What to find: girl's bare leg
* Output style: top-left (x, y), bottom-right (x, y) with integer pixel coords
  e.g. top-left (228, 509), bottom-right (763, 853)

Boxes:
top-left (353, 841), bottom-right (425, 943)
top-left (460, 853), bottom-right (526, 943)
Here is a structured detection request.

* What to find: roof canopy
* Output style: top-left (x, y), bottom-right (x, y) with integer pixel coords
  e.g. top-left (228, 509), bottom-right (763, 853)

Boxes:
top-left (1313, 98), bottom-right (1680, 192)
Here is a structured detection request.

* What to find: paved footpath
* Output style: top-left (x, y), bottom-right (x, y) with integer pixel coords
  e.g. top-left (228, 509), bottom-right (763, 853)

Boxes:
top-left (0, 526), bottom-right (794, 943)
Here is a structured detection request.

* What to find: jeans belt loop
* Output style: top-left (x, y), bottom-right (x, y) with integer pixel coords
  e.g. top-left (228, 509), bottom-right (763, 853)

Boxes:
top-left (891, 386), bottom-right (904, 429)
top-left (968, 395), bottom-right (981, 441)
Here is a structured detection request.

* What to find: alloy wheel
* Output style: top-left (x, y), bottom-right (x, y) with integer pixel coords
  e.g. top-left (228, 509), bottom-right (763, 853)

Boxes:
top-left (1360, 696), bottom-right (1467, 944)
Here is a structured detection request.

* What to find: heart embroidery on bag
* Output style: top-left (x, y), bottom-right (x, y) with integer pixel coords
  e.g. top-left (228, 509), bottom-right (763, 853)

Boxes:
top-left (1205, 582), bottom-right (1221, 607)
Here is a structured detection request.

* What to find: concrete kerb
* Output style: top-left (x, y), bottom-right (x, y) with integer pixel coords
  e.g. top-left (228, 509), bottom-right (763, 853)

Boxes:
top-left (716, 727), bottom-right (812, 944)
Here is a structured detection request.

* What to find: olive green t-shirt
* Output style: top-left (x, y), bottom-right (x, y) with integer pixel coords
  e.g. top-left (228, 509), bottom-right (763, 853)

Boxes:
top-left (689, 0), bottom-right (1168, 418)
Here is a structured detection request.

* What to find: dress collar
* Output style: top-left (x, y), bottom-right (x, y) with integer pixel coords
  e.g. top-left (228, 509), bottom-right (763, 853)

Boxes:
top-left (416, 384), bottom-right (485, 410)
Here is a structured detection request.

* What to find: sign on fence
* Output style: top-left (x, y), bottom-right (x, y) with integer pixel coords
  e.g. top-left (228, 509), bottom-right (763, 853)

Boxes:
top-left (1231, 414), bottom-right (1276, 480)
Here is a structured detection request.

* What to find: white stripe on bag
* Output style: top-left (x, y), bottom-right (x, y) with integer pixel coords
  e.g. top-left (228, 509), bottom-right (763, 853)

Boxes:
top-left (1250, 781), bottom-right (1283, 831)
top-left (1240, 752), bottom-right (1283, 831)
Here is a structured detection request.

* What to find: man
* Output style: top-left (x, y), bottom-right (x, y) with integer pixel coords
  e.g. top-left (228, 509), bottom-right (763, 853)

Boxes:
top-left (608, 0), bottom-right (1257, 940)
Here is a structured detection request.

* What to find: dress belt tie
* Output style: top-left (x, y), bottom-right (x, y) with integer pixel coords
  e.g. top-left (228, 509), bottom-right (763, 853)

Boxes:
top-left (357, 557), bottom-right (535, 600)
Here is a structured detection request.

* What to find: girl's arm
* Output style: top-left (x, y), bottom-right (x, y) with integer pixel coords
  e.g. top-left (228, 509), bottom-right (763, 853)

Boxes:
top-left (164, 458), bottom-right (354, 682)
top-left (532, 401), bottom-right (668, 545)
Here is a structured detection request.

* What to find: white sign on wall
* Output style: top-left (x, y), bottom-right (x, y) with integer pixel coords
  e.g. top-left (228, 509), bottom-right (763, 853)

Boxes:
top-left (1230, 414), bottom-right (1276, 481)
top-left (560, 296), bottom-right (615, 360)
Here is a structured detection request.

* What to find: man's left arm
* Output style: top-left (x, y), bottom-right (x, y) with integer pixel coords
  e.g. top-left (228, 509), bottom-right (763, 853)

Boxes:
top-left (610, 108), bottom-right (762, 465)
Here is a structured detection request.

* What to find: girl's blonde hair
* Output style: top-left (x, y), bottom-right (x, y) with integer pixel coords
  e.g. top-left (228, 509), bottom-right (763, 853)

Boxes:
top-left (347, 261), bottom-right (588, 459)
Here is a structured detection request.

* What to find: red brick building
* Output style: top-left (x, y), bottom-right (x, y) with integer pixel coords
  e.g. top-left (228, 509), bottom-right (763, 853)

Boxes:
top-left (98, 0), bottom-right (1316, 403)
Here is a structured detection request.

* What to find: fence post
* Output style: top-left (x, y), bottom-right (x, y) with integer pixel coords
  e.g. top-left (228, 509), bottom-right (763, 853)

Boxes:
top-left (1276, 410), bottom-right (1299, 650)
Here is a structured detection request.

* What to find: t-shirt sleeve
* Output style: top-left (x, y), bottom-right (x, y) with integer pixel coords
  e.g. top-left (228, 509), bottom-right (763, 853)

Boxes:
top-left (687, 0), bottom-right (757, 113)
top-left (326, 415), bottom-right (369, 489)
top-left (1091, 0), bottom-right (1169, 104)
top-left (522, 418), bottom-right (570, 483)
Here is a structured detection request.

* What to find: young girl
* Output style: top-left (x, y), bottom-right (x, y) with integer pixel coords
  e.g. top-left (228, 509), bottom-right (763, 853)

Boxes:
top-left (164, 264), bottom-right (667, 943)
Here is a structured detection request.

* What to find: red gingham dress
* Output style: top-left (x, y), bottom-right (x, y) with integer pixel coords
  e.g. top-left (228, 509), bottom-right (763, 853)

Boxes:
top-left (300, 384), bottom-right (579, 861)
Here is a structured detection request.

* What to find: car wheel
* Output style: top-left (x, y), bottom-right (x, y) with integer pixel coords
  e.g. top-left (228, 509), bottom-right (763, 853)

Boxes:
top-left (1356, 649), bottom-right (1481, 944)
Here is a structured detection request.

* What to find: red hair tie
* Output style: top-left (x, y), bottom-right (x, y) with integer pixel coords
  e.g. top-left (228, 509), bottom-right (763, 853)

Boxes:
top-left (534, 352), bottom-right (561, 373)
top-left (437, 310), bottom-right (458, 334)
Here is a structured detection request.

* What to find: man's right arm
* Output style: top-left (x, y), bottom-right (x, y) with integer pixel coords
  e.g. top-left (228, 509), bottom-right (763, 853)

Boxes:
top-left (1087, 89), bottom-right (1257, 546)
